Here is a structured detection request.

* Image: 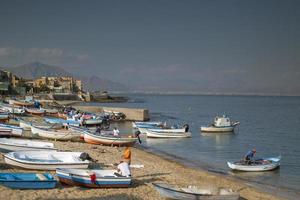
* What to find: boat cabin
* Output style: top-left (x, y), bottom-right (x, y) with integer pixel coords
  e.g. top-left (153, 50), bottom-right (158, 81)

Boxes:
top-left (213, 115), bottom-right (231, 127)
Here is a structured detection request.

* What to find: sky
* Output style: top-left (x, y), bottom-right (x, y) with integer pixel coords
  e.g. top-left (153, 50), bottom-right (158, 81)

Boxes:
top-left (0, 0), bottom-right (299, 94)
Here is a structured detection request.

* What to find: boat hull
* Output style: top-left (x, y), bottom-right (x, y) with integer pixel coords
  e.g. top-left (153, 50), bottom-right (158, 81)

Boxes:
top-left (0, 124), bottom-right (23, 137)
top-left (31, 126), bottom-right (80, 141)
top-left (56, 169), bottom-right (131, 188)
top-left (201, 126), bottom-right (235, 132)
top-left (152, 183), bottom-right (240, 200)
top-left (145, 129), bottom-right (191, 138)
top-left (4, 151), bottom-right (90, 170)
top-left (84, 132), bottom-right (137, 146)
top-left (0, 138), bottom-right (56, 152)
top-left (227, 157), bottom-right (281, 171)
top-left (0, 173), bottom-right (56, 189)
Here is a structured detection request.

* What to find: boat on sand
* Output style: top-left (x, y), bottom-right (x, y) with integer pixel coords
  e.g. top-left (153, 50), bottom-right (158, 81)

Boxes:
top-left (152, 182), bottom-right (240, 200)
top-left (56, 168), bottom-right (132, 188)
top-left (4, 151), bottom-right (90, 170)
top-left (0, 173), bottom-right (57, 189)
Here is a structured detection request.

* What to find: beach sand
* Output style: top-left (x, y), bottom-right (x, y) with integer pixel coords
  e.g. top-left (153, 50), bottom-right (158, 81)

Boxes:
top-left (0, 138), bottom-right (282, 200)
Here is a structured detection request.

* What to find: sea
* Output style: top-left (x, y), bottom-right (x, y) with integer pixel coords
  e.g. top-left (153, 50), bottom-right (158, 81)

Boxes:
top-left (81, 94), bottom-right (300, 199)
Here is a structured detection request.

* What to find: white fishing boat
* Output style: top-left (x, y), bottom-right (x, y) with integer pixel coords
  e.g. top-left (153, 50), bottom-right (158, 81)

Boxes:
top-left (153, 183), bottom-right (240, 200)
top-left (0, 138), bottom-right (57, 152)
top-left (227, 156), bottom-right (281, 172)
top-left (4, 151), bottom-right (90, 170)
top-left (144, 129), bottom-right (191, 138)
top-left (0, 123), bottom-right (23, 137)
top-left (201, 115), bottom-right (239, 132)
top-left (132, 121), bottom-right (163, 128)
top-left (56, 168), bottom-right (132, 188)
top-left (138, 124), bottom-right (189, 134)
top-left (31, 126), bottom-right (80, 141)
top-left (25, 108), bottom-right (45, 116)
top-left (0, 104), bottom-right (25, 115)
top-left (19, 119), bottom-right (54, 131)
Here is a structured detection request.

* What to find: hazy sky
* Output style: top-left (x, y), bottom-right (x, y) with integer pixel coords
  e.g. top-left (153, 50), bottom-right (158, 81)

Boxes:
top-left (0, 0), bottom-right (299, 94)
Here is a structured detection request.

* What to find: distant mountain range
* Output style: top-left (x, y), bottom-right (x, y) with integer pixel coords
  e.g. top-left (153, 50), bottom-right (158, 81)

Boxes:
top-left (3, 62), bottom-right (129, 92)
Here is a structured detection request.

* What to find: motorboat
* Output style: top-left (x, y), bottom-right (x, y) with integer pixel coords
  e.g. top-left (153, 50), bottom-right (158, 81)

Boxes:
top-left (201, 115), bottom-right (239, 132)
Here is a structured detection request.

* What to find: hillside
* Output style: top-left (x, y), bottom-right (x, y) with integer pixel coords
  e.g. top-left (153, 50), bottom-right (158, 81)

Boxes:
top-left (3, 62), bottom-right (128, 92)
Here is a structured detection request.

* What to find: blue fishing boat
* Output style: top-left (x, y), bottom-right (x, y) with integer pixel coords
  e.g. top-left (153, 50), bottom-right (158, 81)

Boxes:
top-left (0, 173), bottom-right (57, 189)
top-left (44, 117), bottom-right (81, 127)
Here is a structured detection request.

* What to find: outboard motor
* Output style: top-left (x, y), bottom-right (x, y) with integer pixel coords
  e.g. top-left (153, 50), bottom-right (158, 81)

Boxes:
top-left (135, 131), bottom-right (142, 144)
top-left (79, 152), bottom-right (94, 162)
top-left (183, 124), bottom-right (189, 132)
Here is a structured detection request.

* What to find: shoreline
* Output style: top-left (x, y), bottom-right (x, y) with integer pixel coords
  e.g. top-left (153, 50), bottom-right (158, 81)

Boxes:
top-left (0, 139), bottom-right (283, 200)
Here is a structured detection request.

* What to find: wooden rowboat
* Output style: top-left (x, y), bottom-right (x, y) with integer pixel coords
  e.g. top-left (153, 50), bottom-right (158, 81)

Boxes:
top-left (153, 183), bottom-right (240, 200)
top-left (0, 124), bottom-right (23, 137)
top-left (84, 131), bottom-right (138, 146)
top-left (227, 156), bottom-right (281, 172)
top-left (4, 151), bottom-right (90, 170)
top-left (0, 173), bottom-right (57, 189)
top-left (31, 126), bottom-right (80, 141)
top-left (0, 138), bottom-right (57, 152)
top-left (56, 168), bottom-right (132, 188)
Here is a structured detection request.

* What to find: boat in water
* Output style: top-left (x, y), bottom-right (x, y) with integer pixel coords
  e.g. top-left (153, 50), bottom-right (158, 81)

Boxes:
top-left (200, 115), bottom-right (239, 132)
top-left (132, 121), bottom-right (163, 129)
top-left (152, 182), bottom-right (240, 200)
top-left (4, 151), bottom-right (90, 170)
top-left (0, 173), bottom-right (57, 189)
top-left (227, 156), bottom-right (281, 172)
top-left (143, 129), bottom-right (191, 138)
top-left (56, 168), bottom-right (132, 188)
top-left (0, 138), bottom-right (57, 152)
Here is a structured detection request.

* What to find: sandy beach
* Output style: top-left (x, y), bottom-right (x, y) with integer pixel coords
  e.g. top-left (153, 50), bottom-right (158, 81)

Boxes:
top-left (0, 138), bottom-right (282, 200)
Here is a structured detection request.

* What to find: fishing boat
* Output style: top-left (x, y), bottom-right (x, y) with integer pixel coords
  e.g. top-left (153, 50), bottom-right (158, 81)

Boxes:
top-left (25, 108), bottom-right (45, 116)
top-left (4, 151), bottom-right (90, 170)
top-left (82, 118), bottom-right (104, 126)
top-left (44, 117), bottom-right (81, 127)
top-left (56, 168), bottom-right (132, 188)
top-left (9, 99), bottom-right (34, 107)
top-left (0, 111), bottom-right (10, 122)
top-left (227, 156), bottom-right (281, 172)
top-left (19, 119), bottom-right (54, 131)
top-left (41, 108), bottom-right (58, 115)
top-left (0, 104), bottom-right (25, 115)
top-left (84, 131), bottom-right (139, 146)
top-left (132, 121), bottom-right (163, 129)
top-left (144, 129), bottom-right (191, 138)
top-left (138, 123), bottom-right (189, 133)
top-left (0, 123), bottom-right (23, 137)
top-left (0, 138), bottom-right (57, 152)
top-left (201, 115), bottom-right (240, 132)
top-left (0, 173), bottom-right (57, 189)
top-left (152, 183), bottom-right (240, 200)
top-left (31, 125), bottom-right (80, 141)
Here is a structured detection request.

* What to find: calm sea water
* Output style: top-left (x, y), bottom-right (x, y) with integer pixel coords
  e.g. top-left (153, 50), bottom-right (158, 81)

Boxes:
top-left (82, 94), bottom-right (300, 199)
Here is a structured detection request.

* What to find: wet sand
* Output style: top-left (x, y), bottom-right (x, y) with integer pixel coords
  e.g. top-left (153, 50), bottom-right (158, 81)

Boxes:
top-left (0, 139), bottom-right (282, 200)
